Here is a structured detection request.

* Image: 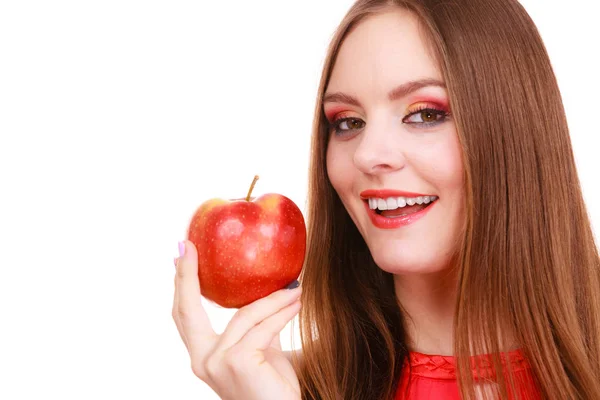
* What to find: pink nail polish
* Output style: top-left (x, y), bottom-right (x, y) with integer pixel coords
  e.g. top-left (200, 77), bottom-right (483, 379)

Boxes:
top-left (178, 241), bottom-right (185, 257)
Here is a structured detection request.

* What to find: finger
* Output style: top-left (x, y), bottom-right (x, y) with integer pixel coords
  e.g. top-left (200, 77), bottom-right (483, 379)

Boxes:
top-left (172, 272), bottom-right (189, 351)
top-left (215, 286), bottom-right (302, 352)
top-left (269, 333), bottom-right (282, 351)
top-left (175, 240), bottom-right (217, 356)
top-left (238, 299), bottom-right (301, 351)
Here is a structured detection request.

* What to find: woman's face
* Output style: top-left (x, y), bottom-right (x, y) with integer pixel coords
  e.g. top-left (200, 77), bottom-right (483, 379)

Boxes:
top-left (325, 9), bottom-right (465, 275)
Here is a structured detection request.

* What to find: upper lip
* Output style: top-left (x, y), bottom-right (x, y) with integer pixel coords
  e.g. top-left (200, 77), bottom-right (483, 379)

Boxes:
top-left (359, 189), bottom-right (434, 199)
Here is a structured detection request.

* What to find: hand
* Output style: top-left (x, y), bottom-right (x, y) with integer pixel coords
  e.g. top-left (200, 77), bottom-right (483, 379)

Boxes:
top-left (172, 240), bottom-right (302, 400)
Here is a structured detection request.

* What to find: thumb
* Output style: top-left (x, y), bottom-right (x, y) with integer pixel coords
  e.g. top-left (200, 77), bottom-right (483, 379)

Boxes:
top-left (174, 239), bottom-right (217, 358)
top-left (176, 240), bottom-right (198, 274)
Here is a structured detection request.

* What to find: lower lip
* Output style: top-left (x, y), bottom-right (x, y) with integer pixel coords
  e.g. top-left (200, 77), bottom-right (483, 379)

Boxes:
top-left (363, 200), bottom-right (436, 229)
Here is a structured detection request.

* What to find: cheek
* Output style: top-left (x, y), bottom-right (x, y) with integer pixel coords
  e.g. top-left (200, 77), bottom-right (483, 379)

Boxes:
top-left (326, 143), bottom-right (351, 191)
top-left (437, 149), bottom-right (464, 190)
top-left (425, 132), bottom-right (466, 240)
top-left (417, 132), bottom-right (464, 191)
top-left (444, 135), bottom-right (465, 189)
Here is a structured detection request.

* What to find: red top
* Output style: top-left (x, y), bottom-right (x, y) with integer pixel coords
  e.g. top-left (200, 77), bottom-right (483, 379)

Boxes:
top-left (395, 349), bottom-right (541, 399)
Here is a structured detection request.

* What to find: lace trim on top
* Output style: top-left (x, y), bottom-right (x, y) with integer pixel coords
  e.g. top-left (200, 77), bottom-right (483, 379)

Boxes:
top-left (405, 349), bottom-right (531, 380)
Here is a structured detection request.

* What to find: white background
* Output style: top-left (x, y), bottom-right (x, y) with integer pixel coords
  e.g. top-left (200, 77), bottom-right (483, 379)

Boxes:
top-left (0, 1), bottom-right (598, 399)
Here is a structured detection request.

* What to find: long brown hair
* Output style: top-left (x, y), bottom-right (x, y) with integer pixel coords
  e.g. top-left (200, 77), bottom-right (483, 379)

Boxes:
top-left (291, 0), bottom-right (600, 399)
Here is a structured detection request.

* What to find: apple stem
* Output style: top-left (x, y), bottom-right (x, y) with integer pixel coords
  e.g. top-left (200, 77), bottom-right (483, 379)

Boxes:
top-left (246, 175), bottom-right (259, 201)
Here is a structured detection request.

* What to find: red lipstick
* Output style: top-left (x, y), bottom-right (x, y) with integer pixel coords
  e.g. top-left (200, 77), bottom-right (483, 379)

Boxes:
top-left (359, 189), bottom-right (438, 230)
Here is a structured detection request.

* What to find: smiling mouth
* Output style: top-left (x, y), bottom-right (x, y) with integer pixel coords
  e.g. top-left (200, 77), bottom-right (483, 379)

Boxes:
top-left (366, 195), bottom-right (438, 218)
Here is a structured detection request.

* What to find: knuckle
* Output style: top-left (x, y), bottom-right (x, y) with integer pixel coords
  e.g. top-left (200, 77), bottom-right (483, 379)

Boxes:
top-left (176, 306), bottom-right (192, 322)
top-left (191, 360), bottom-right (208, 381)
top-left (176, 266), bottom-right (187, 279)
top-left (225, 346), bottom-right (257, 372)
top-left (171, 307), bottom-right (180, 322)
top-left (223, 350), bottom-right (243, 373)
top-left (232, 307), bottom-right (253, 324)
top-left (204, 355), bottom-right (221, 381)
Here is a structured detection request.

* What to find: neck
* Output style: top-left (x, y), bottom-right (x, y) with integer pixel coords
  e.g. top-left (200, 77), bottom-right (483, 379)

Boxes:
top-left (394, 267), bottom-right (458, 356)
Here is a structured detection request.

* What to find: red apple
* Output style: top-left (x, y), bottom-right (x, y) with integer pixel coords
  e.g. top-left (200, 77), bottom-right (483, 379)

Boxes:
top-left (186, 176), bottom-right (306, 308)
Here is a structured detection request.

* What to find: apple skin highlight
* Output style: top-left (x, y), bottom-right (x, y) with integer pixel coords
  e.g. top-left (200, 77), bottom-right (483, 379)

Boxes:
top-left (187, 193), bottom-right (307, 308)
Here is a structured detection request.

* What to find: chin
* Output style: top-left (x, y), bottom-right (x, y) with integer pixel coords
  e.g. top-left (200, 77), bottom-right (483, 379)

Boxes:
top-left (369, 242), bottom-right (455, 276)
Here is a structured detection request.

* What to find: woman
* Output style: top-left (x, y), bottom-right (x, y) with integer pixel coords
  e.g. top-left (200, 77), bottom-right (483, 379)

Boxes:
top-left (172, 0), bottom-right (600, 399)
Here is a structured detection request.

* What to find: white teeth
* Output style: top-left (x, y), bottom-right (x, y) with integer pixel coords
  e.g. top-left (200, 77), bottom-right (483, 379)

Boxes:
top-left (397, 197), bottom-right (407, 207)
top-left (367, 195), bottom-right (438, 210)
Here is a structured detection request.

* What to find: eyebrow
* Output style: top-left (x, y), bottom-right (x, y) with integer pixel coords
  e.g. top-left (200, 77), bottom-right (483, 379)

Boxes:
top-left (322, 78), bottom-right (446, 107)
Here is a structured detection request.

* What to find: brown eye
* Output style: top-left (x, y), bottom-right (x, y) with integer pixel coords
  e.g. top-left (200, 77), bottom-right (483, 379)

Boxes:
top-left (420, 111), bottom-right (437, 122)
top-left (341, 118), bottom-right (364, 130)
top-left (333, 117), bottom-right (365, 135)
top-left (403, 107), bottom-right (448, 128)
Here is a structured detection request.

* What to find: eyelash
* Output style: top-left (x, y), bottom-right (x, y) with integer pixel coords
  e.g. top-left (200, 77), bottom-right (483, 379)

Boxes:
top-left (329, 105), bottom-right (450, 137)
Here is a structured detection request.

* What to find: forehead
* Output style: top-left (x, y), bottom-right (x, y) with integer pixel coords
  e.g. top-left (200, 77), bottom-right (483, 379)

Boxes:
top-left (327, 9), bottom-right (442, 96)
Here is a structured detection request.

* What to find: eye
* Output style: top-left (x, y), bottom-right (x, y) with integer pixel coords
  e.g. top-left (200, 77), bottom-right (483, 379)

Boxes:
top-left (330, 117), bottom-right (365, 137)
top-left (402, 106), bottom-right (449, 128)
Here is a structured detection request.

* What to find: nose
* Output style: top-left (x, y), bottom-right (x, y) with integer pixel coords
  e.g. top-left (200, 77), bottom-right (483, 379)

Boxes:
top-left (353, 122), bottom-right (406, 175)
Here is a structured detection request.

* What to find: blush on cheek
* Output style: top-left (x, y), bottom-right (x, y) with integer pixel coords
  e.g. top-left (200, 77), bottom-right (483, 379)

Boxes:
top-left (326, 162), bottom-right (341, 190)
top-left (326, 150), bottom-right (347, 194)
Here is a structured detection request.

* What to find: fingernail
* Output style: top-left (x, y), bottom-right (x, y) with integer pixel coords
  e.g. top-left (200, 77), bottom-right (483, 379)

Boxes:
top-left (285, 280), bottom-right (300, 290)
top-left (178, 241), bottom-right (186, 257)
